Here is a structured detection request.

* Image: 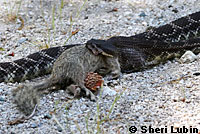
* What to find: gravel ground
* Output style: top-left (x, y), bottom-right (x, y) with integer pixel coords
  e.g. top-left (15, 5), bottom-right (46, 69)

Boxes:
top-left (0, 0), bottom-right (200, 134)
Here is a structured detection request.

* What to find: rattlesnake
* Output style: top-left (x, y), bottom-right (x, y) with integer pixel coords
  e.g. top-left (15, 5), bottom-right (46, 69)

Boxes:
top-left (0, 11), bottom-right (200, 83)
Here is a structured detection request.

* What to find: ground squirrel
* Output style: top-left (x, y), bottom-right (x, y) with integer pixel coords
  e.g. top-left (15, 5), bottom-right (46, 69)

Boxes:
top-left (12, 43), bottom-right (121, 115)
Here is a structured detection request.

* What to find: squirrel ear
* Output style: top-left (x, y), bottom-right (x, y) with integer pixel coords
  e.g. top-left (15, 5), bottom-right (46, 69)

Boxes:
top-left (86, 39), bottom-right (114, 57)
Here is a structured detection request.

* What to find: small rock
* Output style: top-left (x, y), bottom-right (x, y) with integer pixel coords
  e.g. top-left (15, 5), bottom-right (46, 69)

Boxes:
top-left (80, 104), bottom-right (87, 111)
top-left (30, 123), bottom-right (38, 128)
top-left (18, 38), bottom-right (27, 44)
top-left (0, 96), bottom-right (5, 102)
top-left (173, 123), bottom-right (180, 129)
top-left (57, 126), bottom-right (63, 132)
top-left (43, 114), bottom-right (52, 119)
top-left (17, 124), bottom-right (24, 128)
top-left (139, 12), bottom-right (147, 17)
top-left (179, 51), bottom-right (198, 63)
top-left (101, 86), bottom-right (117, 97)
top-left (142, 21), bottom-right (147, 26)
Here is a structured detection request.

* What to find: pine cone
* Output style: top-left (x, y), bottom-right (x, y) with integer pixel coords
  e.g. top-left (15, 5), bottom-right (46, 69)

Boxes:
top-left (84, 72), bottom-right (104, 91)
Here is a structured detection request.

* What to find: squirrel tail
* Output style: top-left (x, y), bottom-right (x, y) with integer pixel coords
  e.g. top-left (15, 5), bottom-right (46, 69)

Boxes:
top-left (12, 78), bottom-right (56, 115)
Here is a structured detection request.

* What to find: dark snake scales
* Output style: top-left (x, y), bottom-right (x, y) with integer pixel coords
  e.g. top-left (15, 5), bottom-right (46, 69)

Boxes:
top-left (1, 11), bottom-right (200, 83)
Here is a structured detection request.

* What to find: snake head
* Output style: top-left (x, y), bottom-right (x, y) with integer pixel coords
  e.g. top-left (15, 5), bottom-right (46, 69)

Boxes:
top-left (86, 39), bottom-right (118, 57)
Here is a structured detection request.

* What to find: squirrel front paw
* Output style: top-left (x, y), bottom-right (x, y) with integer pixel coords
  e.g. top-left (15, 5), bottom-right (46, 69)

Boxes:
top-left (12, 84), bottom-right (39, 116)
top-left (106, 70), bottom-right (121, 81)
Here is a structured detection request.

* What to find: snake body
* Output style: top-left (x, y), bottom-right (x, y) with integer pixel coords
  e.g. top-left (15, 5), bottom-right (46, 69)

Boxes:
top-left (0, 11), bottom-right (200, 82)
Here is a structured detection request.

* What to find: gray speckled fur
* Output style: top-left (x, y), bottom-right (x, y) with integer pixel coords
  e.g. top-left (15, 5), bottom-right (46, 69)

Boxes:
top-left (12, 45), bottom-right (120, 115)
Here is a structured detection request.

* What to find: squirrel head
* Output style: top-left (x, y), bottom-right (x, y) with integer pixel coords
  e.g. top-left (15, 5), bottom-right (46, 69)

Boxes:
top-left (86, 39), bottom-right (118, 57)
